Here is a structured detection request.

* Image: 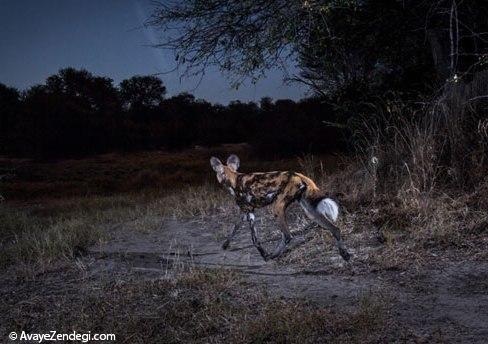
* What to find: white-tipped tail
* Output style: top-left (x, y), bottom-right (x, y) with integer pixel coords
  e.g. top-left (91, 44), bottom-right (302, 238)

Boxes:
top-left (316, 198), bottom-right (339, 222)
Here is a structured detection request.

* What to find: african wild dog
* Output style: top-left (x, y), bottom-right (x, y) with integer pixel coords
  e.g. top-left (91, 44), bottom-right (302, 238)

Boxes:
top-left (210, 154), bottom-right (351, 261)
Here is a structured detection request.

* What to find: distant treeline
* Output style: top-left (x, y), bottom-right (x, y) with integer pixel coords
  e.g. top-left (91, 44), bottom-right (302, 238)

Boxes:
top-left (0, 68), bottom-right (345, 158)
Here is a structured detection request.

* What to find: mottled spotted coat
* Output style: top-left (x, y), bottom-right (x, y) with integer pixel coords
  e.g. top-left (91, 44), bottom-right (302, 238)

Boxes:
top-left (210, 154), bottom-right (350, 262)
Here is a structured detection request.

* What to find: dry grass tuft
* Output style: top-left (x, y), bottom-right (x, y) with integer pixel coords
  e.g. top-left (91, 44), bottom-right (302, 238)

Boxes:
top-left (157, 183), bottom-right (232, 218)
top-left (1, 267), bottom-right (405, 343)
top-left (236, 291), bottom-right (392, 344)
top-left (0, 206), bottom-right (104, 273)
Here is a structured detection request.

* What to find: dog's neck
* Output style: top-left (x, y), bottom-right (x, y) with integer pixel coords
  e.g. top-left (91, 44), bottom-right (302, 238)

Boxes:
top-left (223, 167), bottom-right (239, 190)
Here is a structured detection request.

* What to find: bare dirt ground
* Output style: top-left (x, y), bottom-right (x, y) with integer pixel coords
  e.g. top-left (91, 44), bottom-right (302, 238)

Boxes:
top-left (85, 208), bottom-right (488, 343)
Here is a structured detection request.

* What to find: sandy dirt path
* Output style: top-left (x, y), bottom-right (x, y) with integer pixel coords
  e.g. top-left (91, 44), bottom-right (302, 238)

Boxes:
top-left (88, 218), bottom-right (488, 343)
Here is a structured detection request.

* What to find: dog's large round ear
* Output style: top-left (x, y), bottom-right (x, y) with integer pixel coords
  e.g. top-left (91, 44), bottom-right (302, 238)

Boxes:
top-left (226, 154), bottom-right (240, 171)
top-left (210, 157), bottom-right (224, 173)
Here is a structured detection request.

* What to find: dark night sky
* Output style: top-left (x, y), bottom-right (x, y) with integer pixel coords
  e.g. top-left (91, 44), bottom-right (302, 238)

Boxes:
top-left (0, 0), bottom-right (307, 104)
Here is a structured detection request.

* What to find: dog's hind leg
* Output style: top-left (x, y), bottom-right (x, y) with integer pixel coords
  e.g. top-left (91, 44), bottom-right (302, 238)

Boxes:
top-left (316, 215), bottom-right (351, 261)
top-left (267, 200), bottom-right (293, 260)
top-left (300, 199), bottom-right (351, 261)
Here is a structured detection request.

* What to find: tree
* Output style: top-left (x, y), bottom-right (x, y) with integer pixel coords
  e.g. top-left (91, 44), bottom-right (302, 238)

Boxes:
top-left (148, 0), bottom-right (315, 86)
top-left (148, 0), bottom-right (488, 98)
top-left (119, 75), bottom-right (166, 110)
top-left (18, 68), bottom-right (122, 156)
top-left (0, 83), bottom-right (20, 133)
top-left (0, 83), bottom-right (21, 154)
top-left (259, 97), bottom-right (273, 112)
top-left (295, 2), bottom-right (436, 99)
top-left (45, 67), bottom-right (120, 112)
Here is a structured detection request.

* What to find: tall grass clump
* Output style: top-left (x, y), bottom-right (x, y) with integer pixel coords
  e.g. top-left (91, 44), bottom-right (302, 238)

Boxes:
top-left (354, 73), bottom-right (488, 203)
top-left (354, 101), bottom-right (442, 203)
top-left (338, 73), bottom-right (488, 247)
top-left (298, 153), bottom-right (326, 185)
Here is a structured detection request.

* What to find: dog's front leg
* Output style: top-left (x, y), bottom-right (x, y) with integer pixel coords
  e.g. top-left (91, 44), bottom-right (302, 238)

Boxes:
top-left (247, 212), bottom-right (269, 261)
top-left (222, 214), bottom-right (246, 250)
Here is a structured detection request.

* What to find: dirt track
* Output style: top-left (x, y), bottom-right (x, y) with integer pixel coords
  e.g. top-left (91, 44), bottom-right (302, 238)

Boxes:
top-left (86, 216), bottom-right (488, 343)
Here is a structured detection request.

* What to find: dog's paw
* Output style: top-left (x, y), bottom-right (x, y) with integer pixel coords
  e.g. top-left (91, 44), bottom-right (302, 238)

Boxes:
top-left (339, 248), bottom-right (351, 262)
top-left (222, 240), bottom-right (230, 250)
